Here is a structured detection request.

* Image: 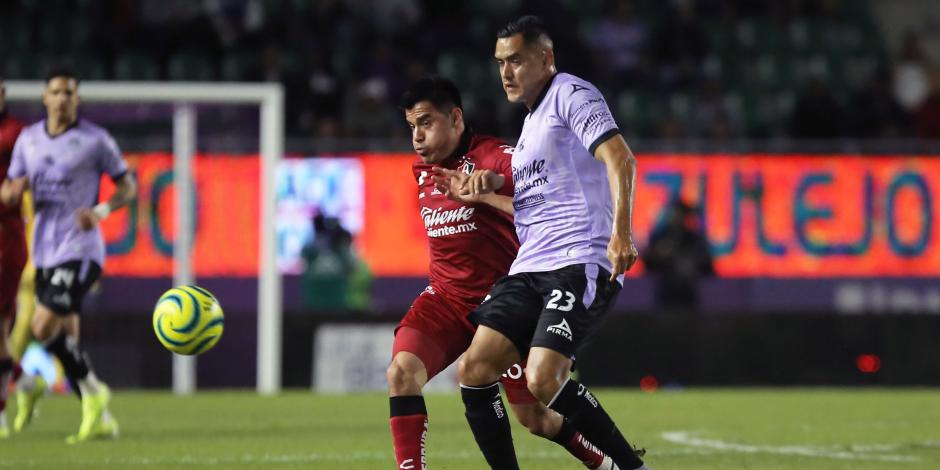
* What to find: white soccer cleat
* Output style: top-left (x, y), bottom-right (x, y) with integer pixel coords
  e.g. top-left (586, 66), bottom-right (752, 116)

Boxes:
top-left (594, 456), bottom-right (619, 470)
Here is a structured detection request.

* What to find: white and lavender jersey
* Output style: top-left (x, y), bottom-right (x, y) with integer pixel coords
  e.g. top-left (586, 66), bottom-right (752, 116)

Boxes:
top-left (509, 73), bottom-right (622, 279)
top-left (8, 120), bottom-right (128, 269)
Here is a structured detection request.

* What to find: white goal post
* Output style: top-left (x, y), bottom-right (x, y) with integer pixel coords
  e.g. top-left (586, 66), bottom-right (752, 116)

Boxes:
top-left (5, 81), bottom-right (284, 395)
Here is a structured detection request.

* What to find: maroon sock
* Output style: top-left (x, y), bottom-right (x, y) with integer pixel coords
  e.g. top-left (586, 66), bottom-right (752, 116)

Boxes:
top-left (0, 359), bottom-right (12, 414)
top-left (12, 362), bottom-right (22, 382)
top-left (390, 396), bottom-right (428, 469)
top-left (552, 418), bottom-right (607, 469)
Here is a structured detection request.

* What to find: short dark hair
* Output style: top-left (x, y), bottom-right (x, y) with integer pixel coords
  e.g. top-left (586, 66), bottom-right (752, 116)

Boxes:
top-left (45, 66), bottom-right (79, 85)
top-left (496, 15), bottom-right (552, 45)
top-left (400, 76), bottom-right (462, 112)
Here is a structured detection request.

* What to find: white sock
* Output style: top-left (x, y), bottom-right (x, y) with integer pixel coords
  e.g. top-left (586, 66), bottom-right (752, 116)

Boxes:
top-left (15, 371), bottom-right (37, 392)
top-left (0, 410), bottom-right (6, 428)
top-left (78, 371), bottom-right (102, 396)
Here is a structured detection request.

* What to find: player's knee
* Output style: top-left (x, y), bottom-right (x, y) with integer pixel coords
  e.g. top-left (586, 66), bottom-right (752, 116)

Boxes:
top-left (386, 361), bottom-right (420, 395)
top-left (457, 355), bottom-right (498, 385)
top-left (30, 316), bottom-right (55, 342)
top-left (525, 367), bottom-right (565, 404)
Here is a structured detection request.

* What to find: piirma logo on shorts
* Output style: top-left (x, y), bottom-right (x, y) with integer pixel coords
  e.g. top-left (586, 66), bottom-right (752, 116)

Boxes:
top-left (546, 318), bottom-right (573, 341)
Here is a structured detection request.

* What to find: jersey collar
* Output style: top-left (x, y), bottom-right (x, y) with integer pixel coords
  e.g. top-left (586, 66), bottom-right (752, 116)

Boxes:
top-left (440, 127), bottom-right (473, 168)
top-left (43, 117), bottom-right (80, 139)
top-left (529, 73), bottom-right (558, 114)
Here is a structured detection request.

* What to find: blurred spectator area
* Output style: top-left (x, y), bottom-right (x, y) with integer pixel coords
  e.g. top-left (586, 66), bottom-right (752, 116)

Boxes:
top-left (1, 0), bottom-right (937, 143)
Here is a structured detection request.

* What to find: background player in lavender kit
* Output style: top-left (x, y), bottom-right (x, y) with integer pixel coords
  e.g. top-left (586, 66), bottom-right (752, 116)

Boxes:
top-left (450, 16), bottom-right (652, 470)
top-left (0, 77), bottom-right (29, 438)
top-left (0, 68), bottom-right (137, 443)
top-left (387, 76), bottom-right (613, 469)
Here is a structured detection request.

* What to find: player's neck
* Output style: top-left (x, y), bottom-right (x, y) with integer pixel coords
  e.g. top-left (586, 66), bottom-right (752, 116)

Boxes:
top-left (46, 117), bottom-right (77, 137)
top-left (525, 72), bottom-right (557, 111)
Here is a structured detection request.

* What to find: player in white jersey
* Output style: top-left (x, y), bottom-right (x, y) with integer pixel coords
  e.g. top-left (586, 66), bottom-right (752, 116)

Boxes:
top-left (0, 68), bottom-right (137, 443)
top-left (444, 16), bottom-right (652, 470)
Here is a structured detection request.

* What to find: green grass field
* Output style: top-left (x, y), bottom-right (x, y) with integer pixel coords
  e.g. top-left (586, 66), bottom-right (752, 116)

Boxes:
top-left (3, 389), bottom-right (939, 469)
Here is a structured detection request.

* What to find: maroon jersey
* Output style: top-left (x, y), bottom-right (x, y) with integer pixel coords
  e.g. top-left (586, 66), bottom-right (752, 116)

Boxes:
top-left (413, 131), bottom-right (519, 303)
top-left (0, 111), bottom-right (24, 220)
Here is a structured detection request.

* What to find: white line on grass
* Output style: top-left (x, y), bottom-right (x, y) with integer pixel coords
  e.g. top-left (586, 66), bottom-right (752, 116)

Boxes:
top-left (661, 430), bottom-right (921, 463)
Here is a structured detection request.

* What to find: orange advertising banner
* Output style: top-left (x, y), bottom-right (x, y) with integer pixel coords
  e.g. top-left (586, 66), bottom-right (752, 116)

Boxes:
top-left (99, 153), bottom-right (259, 276)
top-left (98, 153), bottom-right (939, 278)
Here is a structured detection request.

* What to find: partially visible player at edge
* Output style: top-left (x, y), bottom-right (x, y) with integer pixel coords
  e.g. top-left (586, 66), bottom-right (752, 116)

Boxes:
top-left (0, 77), bottom-right (29, 439)
top-left (446, 16), bottom-right (652, 470)
top-left (0, 68), bottom-right (137, 443)
top-left (387, 76), bottom-right (614, 469)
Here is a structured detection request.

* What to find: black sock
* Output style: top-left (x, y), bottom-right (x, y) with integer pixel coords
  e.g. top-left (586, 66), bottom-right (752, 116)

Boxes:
top-left (0, 358), bottom-right (12, 374)
top-left (460, 382), bottom-right (519, 470)
top-left (550, 417), bottom-right (577, 445)
top-left (389, 395), bottom-right (427, 417)
top-left (549, 379), bottom-right (644, 469)
top-left (45, 333), bottom-right (89, 399)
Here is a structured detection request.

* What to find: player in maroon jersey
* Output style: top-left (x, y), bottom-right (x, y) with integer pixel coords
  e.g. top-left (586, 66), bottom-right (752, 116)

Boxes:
top-left (0, 78), bottom-right (29, 438)
top-left (386, 76), bottom-right (614, 469)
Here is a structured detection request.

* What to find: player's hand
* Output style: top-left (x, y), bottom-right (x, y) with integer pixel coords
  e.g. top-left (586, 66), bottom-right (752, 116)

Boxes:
top-left (75, 208), bottom-right (102, 231)
top-left (607, 232), bottom-right (638, 281)
top-left (432, 167), bottom-right (482, 203)
top-left (466, 169), bottom-right (502, 195)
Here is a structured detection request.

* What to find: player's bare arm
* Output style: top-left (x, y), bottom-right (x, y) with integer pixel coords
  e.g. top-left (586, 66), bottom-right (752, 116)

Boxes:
top-left (595, 134), bottom-right (638, 281)
top-left (0, 176), bottom-right (29, 207)
top-left (76, 173), bottom-right (137, 231)
top-left (432, 167), bottom-right (514, 215)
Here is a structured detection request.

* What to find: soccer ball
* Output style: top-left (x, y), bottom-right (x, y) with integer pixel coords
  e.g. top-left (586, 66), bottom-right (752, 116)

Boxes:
top-left (152, 285), bottom-right (224, 355)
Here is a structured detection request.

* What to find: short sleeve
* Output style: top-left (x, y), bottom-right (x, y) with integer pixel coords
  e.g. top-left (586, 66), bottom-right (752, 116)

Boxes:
top-left (8, 133), bottom-right (27, 179)
top-left (99, 132), bottom-right (129, 181)
top-left (560, 81), bottom-right (620, 156)
top-left (495, 144), bottom-right (516, 197)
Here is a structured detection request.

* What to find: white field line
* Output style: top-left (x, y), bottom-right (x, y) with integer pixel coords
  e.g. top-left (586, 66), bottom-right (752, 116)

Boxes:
top-left (0, 448), bottom-right (725, 467)
top-left (661, 430), bottom-right (921, 463)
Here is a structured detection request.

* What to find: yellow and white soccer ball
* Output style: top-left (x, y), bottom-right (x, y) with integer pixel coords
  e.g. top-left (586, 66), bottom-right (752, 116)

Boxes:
top-left (153, 285), bottom-right (224, 355)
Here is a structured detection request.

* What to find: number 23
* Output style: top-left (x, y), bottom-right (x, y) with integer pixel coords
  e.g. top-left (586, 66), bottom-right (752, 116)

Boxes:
top-left (546, 289), bottom-right (575, 312)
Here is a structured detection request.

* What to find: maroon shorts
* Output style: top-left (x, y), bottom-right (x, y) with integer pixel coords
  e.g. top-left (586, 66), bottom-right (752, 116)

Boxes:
top-left (0, 219), bottom-right (27, 319)
top-left (393, 287), bottom-right (536, 404)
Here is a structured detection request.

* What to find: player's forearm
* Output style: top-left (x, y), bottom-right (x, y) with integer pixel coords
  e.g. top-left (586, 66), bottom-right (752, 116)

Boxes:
top-left (479, 193), bottom-right (515, 215)
top-left (106, 175), bottom-right (138, 211)
top-left (0, 178), bottom-right (26, 207)
top-left (607, 152), bottom-right (636, 239)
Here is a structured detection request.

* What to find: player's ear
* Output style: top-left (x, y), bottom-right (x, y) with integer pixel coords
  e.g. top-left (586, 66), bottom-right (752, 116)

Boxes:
top-left (451, 107), bottom-right (463, 128)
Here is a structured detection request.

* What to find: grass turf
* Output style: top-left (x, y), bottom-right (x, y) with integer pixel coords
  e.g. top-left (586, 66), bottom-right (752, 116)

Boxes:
top-left (2, 388), bottom-right (939, 469)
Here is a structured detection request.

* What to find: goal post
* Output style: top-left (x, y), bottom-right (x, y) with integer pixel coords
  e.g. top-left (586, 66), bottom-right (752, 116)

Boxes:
top-left (5, 81), bottom-right (284, 395)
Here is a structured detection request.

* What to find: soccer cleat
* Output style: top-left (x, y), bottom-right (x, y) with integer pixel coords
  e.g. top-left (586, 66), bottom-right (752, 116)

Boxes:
top-left (594, 456), bottom-right (618, 470)
top-left (94, 413), bottom-right (120, 439)
top-left (66, 383), bottom-right (111, 444)
top-left (13, 375), bottom-right (47, 432)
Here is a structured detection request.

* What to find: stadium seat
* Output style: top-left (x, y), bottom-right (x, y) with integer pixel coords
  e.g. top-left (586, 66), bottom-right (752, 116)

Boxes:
top-left (703, 20), bottom-right (737, 57)
top-left (737, 20), bottom-right (785, 55)
top-left (436, 53), bottom-right (486, 94)
top-left (3, 53), bottom-right (46, 80)
top-left (221, 52), bottom-right (259, 82)
top-left (70, 56), bottom-right (108, 81)
top-left (0, 21), bottom-right (32, 56)
top-left (38, 20), bottom-right (71, 54)
top-left (167, 52), bottom-right (216, 81)
top-left (113, 52), bottom-right (160, 81)
top-left (615, 91), bottom-right (657, 137)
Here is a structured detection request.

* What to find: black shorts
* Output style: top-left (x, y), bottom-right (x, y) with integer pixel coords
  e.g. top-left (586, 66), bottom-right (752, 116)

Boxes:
top-left (35, 260), bottom-right (102, 315)
top-left (470, 263), bottom-right (621, 359)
